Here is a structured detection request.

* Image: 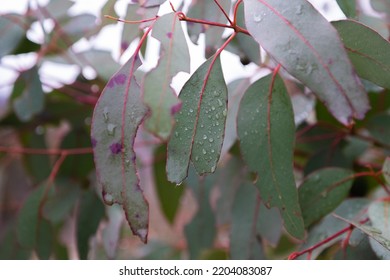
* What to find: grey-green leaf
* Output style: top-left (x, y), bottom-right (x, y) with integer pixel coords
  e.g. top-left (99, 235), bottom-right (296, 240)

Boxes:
top-left (0, 13), bottom-right (26, 58)
top-left (237, 74), bottom-right (304, 239)
top-left (332, 20), bottom-right (390, 89)
top-left (91, 54), bottom-right (149, 243)
top-left (383, 157), bottom-right (390, 185)
top-left (143, 13), bottom-right (190, 140)
top-left (12, 67), bottom-right (45, 122)
top-left (299, 167), bottom-right (354, 227)
top-left (368, 201), bottom-right (390, 259)
top-left (244, 0), bottom-right (369, 125)
top-left (167, 56), bottom-right (227, 184)
top-left (336, 0), bottom-right (357, 18)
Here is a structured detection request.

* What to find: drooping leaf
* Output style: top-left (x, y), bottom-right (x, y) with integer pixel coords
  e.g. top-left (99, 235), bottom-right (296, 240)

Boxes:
top-left (45, 0), bottom-right (74, 20)
top-left (332, 20), bottom-right (390, 89)
top-left (297, 198), bottom-right (369, 259)
top-left (230, 183), bottom-right (265, 259)
top-left (121, 4), bottom-right (142, 53)
top-left (76, 189), bottom-right (105, 260)
top-left (167, 56), bottom-right (227, 184)
top-left (257, 203), bottom-right (282, 247)
top-left (91, 53), bottom-right (149, 243)
top-left (299, 168), bottom-right (354, 227)
top-left (0, 224), bottom-right (31, 260)
top-left (334, 211), bottom-right (390, 257)
top-left (184, 169), bottom-right (216, 259)
top-left (79, 49), bottom-right (120, 81)
top-left (336, 0), bottom-right (357, 18)
top-left (0, 13), bottom-right (27, 58)
top-left (244, 0), bottom-right (369, 125)
top-left (154, 144), bottom-right (184, 224)
top-left (36, 219), bottom-right (54, 259)
top-left (368, 201), bottom-right (390, 259)
top-left (366, 112), bottom-right (390, 146)
top-left (16, 184), bottom-right (46, 249)
top-left (237, 74), bottom-right (304, 239)
top-left (383, 157), bottom-right (390, 185)
top-left (143, 13), bottom-right (190, 139)
top-left (12, 66), bottom-right (45, 122)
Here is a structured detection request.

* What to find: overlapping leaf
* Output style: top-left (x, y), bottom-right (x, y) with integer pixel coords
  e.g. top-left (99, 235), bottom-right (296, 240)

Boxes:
top-left (143, 13), bottom-right (190, 140)
top-left (167, 56), bottom-right (227, 184)
top-left (244, 0), bottom-right (369, 125)
top-left (333, 20), bottom-right (390, 89)
top-left (336, 0), bottom-right (357, 18)
top-left (367, 201), bottom-right (390, 259)
top-left (237, 74), bottom-right (304, 239)
top-left (299, 168), bottom-right (353, 227)
top-left (383, 157), bottom-right (390, 185)
top-left (0, 13), bottom-right (27, 58)
top-left (91, 54), bottom-right (149, 243)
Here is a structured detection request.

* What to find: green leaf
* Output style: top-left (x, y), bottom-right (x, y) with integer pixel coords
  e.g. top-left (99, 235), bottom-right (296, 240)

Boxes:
top-left (334, 210), bottom-right (390, 258)
top-left (167, 56), bottom-right (227, 184)
top-left (368, 201), bottom-right (390, 259)
top-left (332, 20), bottom-right (390, 89)
top-left (121, 4), bottom-right (142, 53)
top-left (45, 0), bottom-right (74, 20)
top-left (154, 144), bottom-right (184, 224)
top-left (237, 74), bottom-right (304, 239)
top-left (244, 0), bottom-right (369, 125)
top-left (0, 224), bottom-right (31, 260)
top-left (230, 183), bottom-right (265, 259)
top-left (336, 0), bottom-right (357, 18)
top-left (366, 112), bottom-right (390, 146)
top-left (0, 13), bottom-right (26, 58)
top-left (383, 157), bottom-right (390, 185)
top-left (184, 170), bottom-right (216, 259)
top-left (12, 66), bottom-right (45, 122)
top-left (257, 203), bottom-right (282, 247)
top-left (299, 168), bottom-right (354, 227)
top-left (297, 198), bottom-right (369, 259)
top-left (17, 184), bottom-right (46, 249)
top-left (91, 53), bottom-right (149, 243)
top-left (36, 219), bottom-right (54, 259)
top-left (143, 13), bottom-right (190, 139)
top-left (76, 190), bottom-right (105, 260)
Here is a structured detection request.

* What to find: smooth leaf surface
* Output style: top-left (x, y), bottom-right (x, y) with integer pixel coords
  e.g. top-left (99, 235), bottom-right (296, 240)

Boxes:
top-left (45, 0), bottom-right (74, 19)
top-left (167, 56), bottom-right (227, 184)
top-left (244, 0), bottom-right (369, 125)
top-left (0, 13), bottom-right (26, 58)
top-left (333, 20), bottom-right (390, 89)
top-left (299, 167), bottom-right (354, 227)
top-left (366, 112), bottom-right (390, 146)
top-left (368, 201), bottom-right (390, 259)
top-left (297, 199), bottom-right (369, 259)
top-left (12, 67), bottom-right (45, 122)
top-left (383, 157), bottom-right (390, 185)
top-left (257, 203), bottom-right (282, 247)
top-left (336, 0), bottom-right (357, 18)
top-left (143, 13), bottom-right (190, 139)
top-left (91, 54), bottom-right (149, 243)
top-left (237, 74), bottom-right (304, 239)
top-left (102, 205), bottom-right (123, 259)
top-left (121, 4), bottom-right (142, 53)
top-left (230, 183), bottom-right (265, 259)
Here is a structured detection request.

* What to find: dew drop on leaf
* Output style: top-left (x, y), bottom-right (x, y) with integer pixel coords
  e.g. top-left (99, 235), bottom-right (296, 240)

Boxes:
top-left (107, 123), bottom-right (117, 136)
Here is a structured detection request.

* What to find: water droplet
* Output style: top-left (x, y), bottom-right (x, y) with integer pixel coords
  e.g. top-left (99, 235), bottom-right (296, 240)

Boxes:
top-left (211, 165), bottom-right (216, 172)
top-left (216, 114), bottom-right (220, 120)
top-left (217, 99), bottom-right (223, 107)
top-left (195, 156), bottom-right (199, 161)
top-left (200, 124), bottom-right (204, 128)
top-left (203, 135), bottom-right (208, 140)
top-left (107, 123), bottom-right (117, 135)
top-left (202, 149), bottom-right (207, 155)
top-left (125, 159), bottom-right (131, 165)
top-left (103, 107), bottom-right (109, 121)
top-left (253, 14), bottom-right (262, 23)
top-left (213, 91), bottom-right (220, 97)
top-left (103, 193), bottom-right (114, 205)
top-left (175, 131), bottom-right (179, 137)
top-left (278, 195), bottom-right (282, 200)
top-left (209, 138), bottom-right (214, 143)
top-left (320, 192), bottom-right (327, 198)
top-left (211, 149), bottom-right (215, 153)
top-left (184, 127), bottom-right (188, 131)
top-left (189, 108), bottom-right (194, 113)
top-left (244, 131), bottom-right (248, 136)
top-left (216, 121), bottom-right (219, 126)
top-left (211, 106), bottom-right (216, 111)
top-left (222, 109), bottom-right (227, 117)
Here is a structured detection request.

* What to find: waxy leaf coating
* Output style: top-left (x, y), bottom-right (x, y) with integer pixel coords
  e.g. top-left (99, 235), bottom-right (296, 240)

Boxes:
top-left (237, 74), bottom-right (304, 239)
top-left (91, 54), bottom-right (149, 243)
top-left (244, 0), bottom-right (369, 125)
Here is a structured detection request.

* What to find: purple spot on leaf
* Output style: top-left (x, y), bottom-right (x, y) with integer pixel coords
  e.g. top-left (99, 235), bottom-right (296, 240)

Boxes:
top-left (121, 41), bottom-right (129, 51)
top-left (170, 102), bottom-right (182, 115)
top-left (114, 74), bottom-right (126, 85)
top-left (110, 142), bottom-right (122, 154)
top-left (91, 137), bottom-right (97, 148)
top-left (328, 58), bottom-right (333, 65)
top-left (166, 32), bottom-right (173, 39)
top-left (107, 79), bottom-right (115, 88)
top-left (135, 213), bottom-right (140, 219)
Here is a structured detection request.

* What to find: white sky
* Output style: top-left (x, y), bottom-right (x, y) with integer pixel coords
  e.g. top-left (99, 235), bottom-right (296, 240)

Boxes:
top-left (0, 0), bottom-right (346, 117)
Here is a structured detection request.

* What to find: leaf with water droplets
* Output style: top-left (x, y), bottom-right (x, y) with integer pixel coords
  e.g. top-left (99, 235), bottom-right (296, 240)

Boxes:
top-left (382, 157), bottom-right (390, 185)
top-left (332, 20), bottom-right (390, 89)
top-left (143, 13), bottom-right (190, 139)
top-left (244, 0), bottom-right (369, 125)
top-left (167, 56), bottom-right (227, 184)
top-left (367, 201), bottom-right (390, 259)
top-left (299, 167), bottom-right (353, 227)
top-left (237, 74), bottom-right (304, 239)
top-left (91, 53), bottom-right (149, 243)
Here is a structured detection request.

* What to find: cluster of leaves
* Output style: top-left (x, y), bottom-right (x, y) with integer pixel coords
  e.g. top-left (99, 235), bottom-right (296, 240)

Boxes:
top-left (1, 0), bottom-right (390, 260)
